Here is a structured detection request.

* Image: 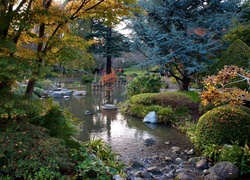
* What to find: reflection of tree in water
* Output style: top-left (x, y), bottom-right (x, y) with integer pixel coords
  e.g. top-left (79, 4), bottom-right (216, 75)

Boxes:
top-left (101, 109), bottom-right (117, 142)
top-left (57, 84), bottom-right (126, 141)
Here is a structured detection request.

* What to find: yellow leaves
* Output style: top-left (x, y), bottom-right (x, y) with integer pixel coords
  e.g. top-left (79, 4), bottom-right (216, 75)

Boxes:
top-left (201, 65), bottom-right (250, 107)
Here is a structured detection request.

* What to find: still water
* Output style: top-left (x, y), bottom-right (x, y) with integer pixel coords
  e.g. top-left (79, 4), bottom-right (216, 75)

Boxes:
top-left (56, 84), bottom-right (195, 162)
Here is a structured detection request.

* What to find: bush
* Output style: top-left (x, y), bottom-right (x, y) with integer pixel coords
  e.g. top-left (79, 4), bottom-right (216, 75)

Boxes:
top-left (130, 93), bottom-right (157, 105)
top-left (195, 105), bottom-right (250, 149)
top-left (125, 74), bottom-right (162, 98)
top-left (29, 99), bottom-right (78, 147)
top-left (0, 91), bottom-right (43, 120)
top-left (155, 92), bottom-right (198, 114)
top-left (82, 74), bottom-right (94, 83)
top-left (74, 136), bottom-right (125, 179)
top-left (0, 121), bottom-right (74, 179)
top-left (203, 142), bottom-right (250, 176)
top-left (122, 91), bottom-right (200, 124)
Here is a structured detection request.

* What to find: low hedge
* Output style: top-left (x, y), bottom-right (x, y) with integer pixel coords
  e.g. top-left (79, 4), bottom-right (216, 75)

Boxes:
top-left (126, 103), bottom-right (176, 124)
top-left (122, 91), bottom-right (198, 124)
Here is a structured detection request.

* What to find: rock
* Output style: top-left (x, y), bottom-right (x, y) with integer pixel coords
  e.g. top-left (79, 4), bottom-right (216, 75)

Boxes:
top-left (175, 157), bottom-right (183, 164)
top-left (143, 111), bottom-right (157, 123)
top-left (144, 138), bottom-right (156, 146)
top-left (171, 146), bottom-right (180, 152)
top-left (177, 172), bottom-right (196, 180)
top-left (165, 141), bottom-right (171, 145)
top-left (147, 166), bottom-right (161, 174)
top-left (166, 172), bottom-right (175, 178)
top-left (196, 159), bottom-right (209, 170)
top-left (130, 160), bottom-right (144, 168)
top-left (206, 161), bottom-right (239, 180)
top-left (134, 171), bottom-right (142, 177)
top-left (112, 174), bottom-right (124, 180)
top-left (164, 156), bottom-right (172, 161)
top-left (203, 172), bottom-right (224, 180)
top-left (141, 170), bottom-right (153, 178)
top-left (186, 149), bottom-right (195, 155)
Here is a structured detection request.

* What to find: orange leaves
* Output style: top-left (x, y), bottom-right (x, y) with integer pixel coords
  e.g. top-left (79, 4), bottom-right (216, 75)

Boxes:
top-left (101, 73), bottom-right (117, 85)
top-left (201, 65), bottom-right (250, 106)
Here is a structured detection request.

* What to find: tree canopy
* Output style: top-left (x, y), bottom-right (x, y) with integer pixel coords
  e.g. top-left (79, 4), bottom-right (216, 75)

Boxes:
top-left (129, 0), bottom-right (240, 90)
top-left (0, 0), bottom-right (137, 95)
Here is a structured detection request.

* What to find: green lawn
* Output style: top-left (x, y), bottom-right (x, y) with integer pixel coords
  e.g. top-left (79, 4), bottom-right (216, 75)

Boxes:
top-left (123, 67), bottom-right (147, 76)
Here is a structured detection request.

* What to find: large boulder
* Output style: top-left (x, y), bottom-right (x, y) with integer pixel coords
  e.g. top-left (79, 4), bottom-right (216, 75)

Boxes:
top-left (143, 111), bottom-right (158, 123)
top-left (204, 161), bottom-right (239, 180)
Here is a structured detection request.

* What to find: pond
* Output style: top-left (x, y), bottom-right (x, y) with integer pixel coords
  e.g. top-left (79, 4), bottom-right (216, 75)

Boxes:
top-left (55, 84), bottom-right (195, 163)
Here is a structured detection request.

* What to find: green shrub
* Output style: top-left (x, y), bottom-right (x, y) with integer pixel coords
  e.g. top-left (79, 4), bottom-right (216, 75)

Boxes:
top-left (130, 93), bottom-right (157, 105)
top-left (155, 92), bottom-right (197, 113)
top-left (82, 74), bottom-right (94, 83)
top-left (0, 121), bottom-right (74, 179)
top-left (122, 102), bottom-right (176, 124)
top-left (74, 136), bottom-right (125, 179)
top-left (203, 142), bottom-right (250, 176)
top-left (122, 91), bottom-right (198, 124)
top-left (0, 91), bottom-right (43, 120)
top-left (195, 105), bottom-right (250, 149)
top-left (125, 74), bottom-right (162, 98)
top-left (29, 99), bottom-right (78, 147)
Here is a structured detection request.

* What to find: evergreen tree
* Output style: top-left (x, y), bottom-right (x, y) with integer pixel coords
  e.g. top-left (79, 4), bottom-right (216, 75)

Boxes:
top-left (86, 19), bottom-right (130, 74)
top-left (129, 0), bottom-right (240, 90)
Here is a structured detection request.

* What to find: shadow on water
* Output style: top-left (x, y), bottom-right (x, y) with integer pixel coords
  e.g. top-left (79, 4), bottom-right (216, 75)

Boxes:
top-left (56, 84), bottom-right (195, 162)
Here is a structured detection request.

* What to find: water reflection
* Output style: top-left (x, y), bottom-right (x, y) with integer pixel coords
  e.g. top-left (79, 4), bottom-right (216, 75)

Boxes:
top-left (57, 84), bottom-right (194, 162)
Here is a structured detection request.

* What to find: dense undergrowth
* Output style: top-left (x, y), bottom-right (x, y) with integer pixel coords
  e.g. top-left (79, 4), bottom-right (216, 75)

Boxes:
top-left (0, 90), bottom-right (125, 179)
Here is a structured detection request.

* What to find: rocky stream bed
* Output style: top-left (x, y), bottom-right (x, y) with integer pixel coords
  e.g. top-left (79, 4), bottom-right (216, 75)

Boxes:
top-left (112, 139), bottom-right (243, 180)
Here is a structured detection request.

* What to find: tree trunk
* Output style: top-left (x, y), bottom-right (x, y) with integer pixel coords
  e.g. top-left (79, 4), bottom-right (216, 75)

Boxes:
top-left (180, 75), bottom-right (190, 91)
top-left (106, 26), bottom-right (112, 74)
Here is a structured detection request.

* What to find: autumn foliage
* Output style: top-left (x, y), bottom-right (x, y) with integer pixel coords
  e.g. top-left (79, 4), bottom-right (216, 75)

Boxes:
top-left (201, 65), bottom-right (250, 106)
top-left (101, 73), bottom-right (117, 86)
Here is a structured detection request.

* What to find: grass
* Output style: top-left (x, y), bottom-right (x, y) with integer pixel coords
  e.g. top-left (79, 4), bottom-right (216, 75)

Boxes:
top-left (179, 90), bottom-right (201, 102)
top-left (123, 67), bottom-right (146, 76)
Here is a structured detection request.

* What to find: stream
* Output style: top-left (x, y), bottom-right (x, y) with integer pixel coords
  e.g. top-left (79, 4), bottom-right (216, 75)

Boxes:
top-left (55, 84), bottom-right (195, 163)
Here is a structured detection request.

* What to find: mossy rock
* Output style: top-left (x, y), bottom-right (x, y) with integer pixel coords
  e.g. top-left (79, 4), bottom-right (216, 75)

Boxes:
top-left (195, 105), bottom-right (250, 149)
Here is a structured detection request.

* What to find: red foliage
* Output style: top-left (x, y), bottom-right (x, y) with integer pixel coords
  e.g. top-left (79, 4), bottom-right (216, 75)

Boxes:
top-left (101, 73), bottom-right (117, 85)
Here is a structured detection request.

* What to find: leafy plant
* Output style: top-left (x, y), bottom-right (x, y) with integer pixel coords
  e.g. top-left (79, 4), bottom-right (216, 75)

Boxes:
top-left (82, 74), bottom-right (94, 83)
top-left (29, 99), bottom-right (79, 147)
top-left (201, 65), bottom-right (250, 107)
top-left (0, 121), bottom-right (74, 179)
top-left (125, 74), bottom-right (162, 98)
top-left (101, 73), bottom-right (117, 86)
top-left (202, 142), bottom-right (250, 176)
top-left (73, 136), bottom-right (125, 179)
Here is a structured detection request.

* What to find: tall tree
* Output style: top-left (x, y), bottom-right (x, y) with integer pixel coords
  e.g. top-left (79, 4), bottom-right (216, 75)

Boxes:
top-left (86, 19), bottom-right (130, 74)
top-left (129, 0), bottom-right (240, 91)
top-left (0, 0), bottom-right (137, 96)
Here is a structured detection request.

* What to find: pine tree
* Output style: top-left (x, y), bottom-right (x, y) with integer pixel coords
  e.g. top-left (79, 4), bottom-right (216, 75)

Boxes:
top-left (129, 0), bottom-right (240, 91)
top-left (86, 19), bottom-right (130, 74)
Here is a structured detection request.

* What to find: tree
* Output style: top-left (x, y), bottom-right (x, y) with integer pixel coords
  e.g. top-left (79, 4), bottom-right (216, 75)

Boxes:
top-left (215, 39), bottom-right (250, 73)
top-left (86, 19), bottom-right (130, 74)
top-left (129, 0), bottom-right (240, 91)
top-left (201, 65), bottom-right (250, 106)
top-left (0, 0), bottom-right (137, 96)
top-left (224, 0), bottom-right (250, 46)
